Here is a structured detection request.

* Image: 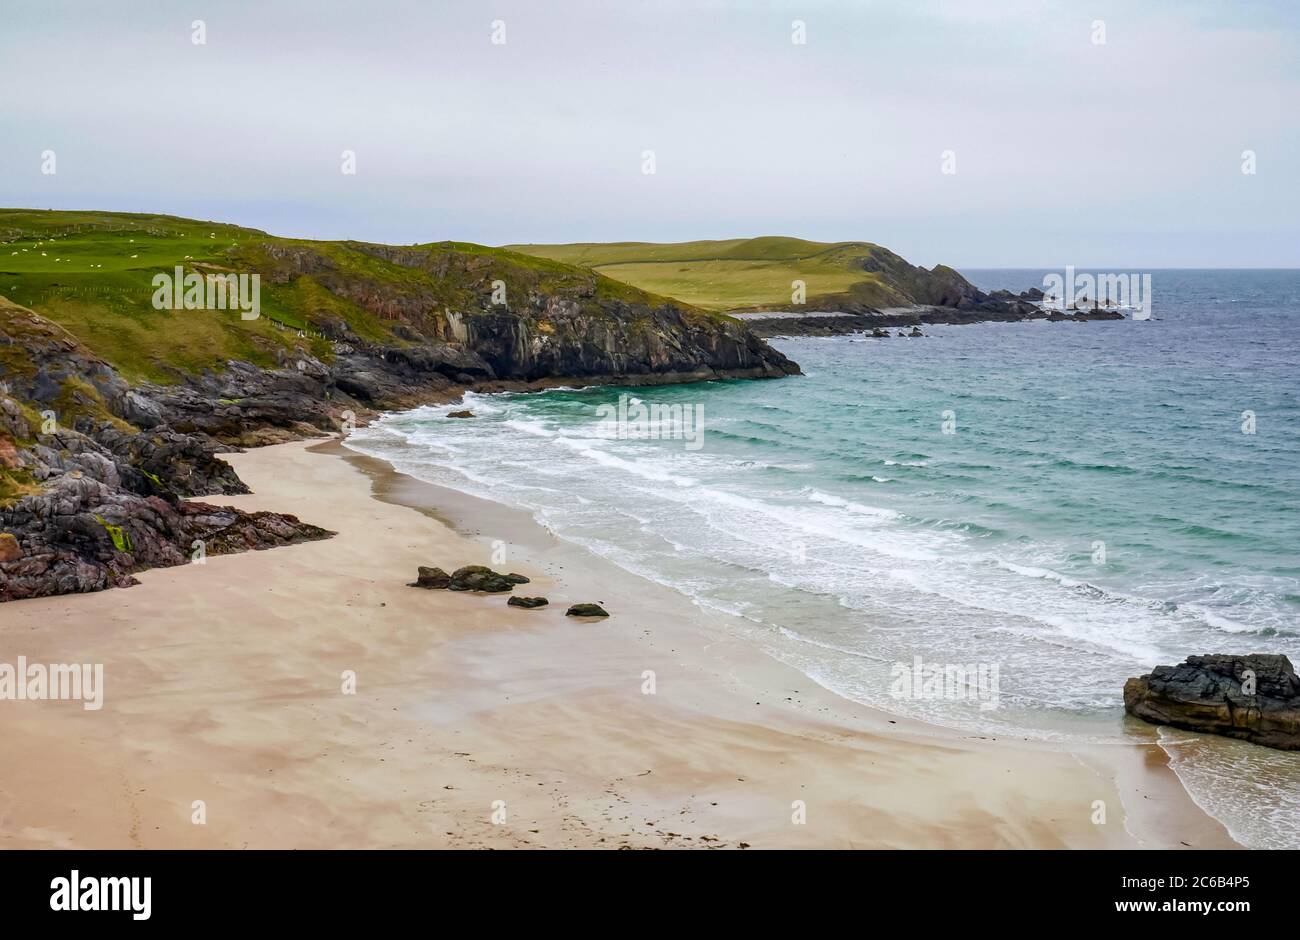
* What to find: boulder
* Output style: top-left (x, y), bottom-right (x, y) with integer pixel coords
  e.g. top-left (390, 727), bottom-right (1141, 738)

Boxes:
top-left (0, 532), bottom-right (21, 563)
top-left (507, 596), bottom-right (548, 609)
top-left (565, 603), bottom-right (609, 618)
top-left (1124, 654), bottom-right (1300, 750)
top-left (408, 566), bottom-right (451, 589)
top-left (447, 565), bottom-right (516, 593)
top-left (446, 410), bottom-right (475, 419)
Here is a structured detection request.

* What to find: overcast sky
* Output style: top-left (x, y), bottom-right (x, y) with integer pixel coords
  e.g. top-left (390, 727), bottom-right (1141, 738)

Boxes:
top-left (2, 0), bottom-right (1297, 267)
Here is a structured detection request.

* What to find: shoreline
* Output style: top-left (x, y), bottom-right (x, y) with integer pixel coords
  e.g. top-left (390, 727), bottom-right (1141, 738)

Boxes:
top-left (0, 436), bottom-right (1238, 849)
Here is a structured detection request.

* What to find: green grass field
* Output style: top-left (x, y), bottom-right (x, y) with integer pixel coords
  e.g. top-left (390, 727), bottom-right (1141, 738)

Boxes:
top-left (0, 210), bottom-right (327, 382)
top-left (504, 236), bottom-right (916, 311)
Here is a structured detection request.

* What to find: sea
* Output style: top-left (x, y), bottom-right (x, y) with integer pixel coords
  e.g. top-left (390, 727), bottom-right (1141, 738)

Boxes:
top-left (346, 268), bottom-right (1300, 848)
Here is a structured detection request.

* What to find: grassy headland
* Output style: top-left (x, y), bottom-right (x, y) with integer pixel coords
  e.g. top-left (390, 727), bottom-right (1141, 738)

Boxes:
top-left (504, 236), bottom-right (977, 312)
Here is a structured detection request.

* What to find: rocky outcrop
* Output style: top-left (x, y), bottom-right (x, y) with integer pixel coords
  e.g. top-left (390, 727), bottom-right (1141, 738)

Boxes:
top-left (438, 302), bottom-right (796, 384)
top-left (1124, 654), bottom-right (1300, 750)
top-left (0, 471), bottom-right (331, 601)
top-left (740, 305), bottom-right (1124, 338)
top-left (0, 298), bottom-right (332, 602)
top-left (737, 289), bottom-right (1123, 339)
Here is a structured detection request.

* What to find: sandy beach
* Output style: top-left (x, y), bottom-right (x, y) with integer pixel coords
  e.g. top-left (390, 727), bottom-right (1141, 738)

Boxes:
top-left (0, 437), bottom-right (1238, 849)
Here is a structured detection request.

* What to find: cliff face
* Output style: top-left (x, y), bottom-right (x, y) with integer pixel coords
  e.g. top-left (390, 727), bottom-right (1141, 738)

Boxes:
top-left (317, 241), bottom-right (798, 385)
top-left (0, 210), bottom-right (800, 601)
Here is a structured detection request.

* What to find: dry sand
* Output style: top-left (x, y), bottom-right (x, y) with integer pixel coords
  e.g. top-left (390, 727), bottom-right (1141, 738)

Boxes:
top-left (0, 438), bottom-right (1237, 849)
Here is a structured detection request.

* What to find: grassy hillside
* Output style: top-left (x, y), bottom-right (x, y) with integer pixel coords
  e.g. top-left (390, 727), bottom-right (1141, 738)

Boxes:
top-left (504, 236), bottom-right (969, 312)
top-left (0, 209), bottom-right (692, 385)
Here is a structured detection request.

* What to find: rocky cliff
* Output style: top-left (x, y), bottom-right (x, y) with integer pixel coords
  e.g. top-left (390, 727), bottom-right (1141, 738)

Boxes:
top-left (0, 296), bottom-right (332, 600)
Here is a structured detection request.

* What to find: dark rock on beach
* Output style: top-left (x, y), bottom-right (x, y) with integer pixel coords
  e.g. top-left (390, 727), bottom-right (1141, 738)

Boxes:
top-left (508, 595), bottom-right (548, 609)
top-left (409, 564), bottom-right (531, 593)
top-left (1124, 654), bottom-right (1300, 750)
top-left (408, 566), bottom-right (452, 589)
top-left (565, 603), bottom-right (609, 618)
top-left (446, 565), bottom-right (518, 593)
top-left (0, 475), bottom-right (332, 602)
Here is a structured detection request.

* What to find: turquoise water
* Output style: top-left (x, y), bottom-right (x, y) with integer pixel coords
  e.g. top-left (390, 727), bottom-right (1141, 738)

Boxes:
top-left (348, 269), bottom-right (1300, 846)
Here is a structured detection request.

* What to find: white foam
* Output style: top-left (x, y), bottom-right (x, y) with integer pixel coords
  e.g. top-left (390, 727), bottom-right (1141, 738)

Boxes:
top-left (802, 488), bottom-right (901, 520)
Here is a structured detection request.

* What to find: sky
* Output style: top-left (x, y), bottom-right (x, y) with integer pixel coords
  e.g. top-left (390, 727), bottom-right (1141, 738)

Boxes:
top-left (2, 0), bottom-right (1298, 267)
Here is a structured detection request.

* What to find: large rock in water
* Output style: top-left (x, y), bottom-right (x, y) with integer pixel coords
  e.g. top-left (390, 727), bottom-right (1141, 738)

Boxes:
top-left (1124, 654), bottom-right (1300, 750)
